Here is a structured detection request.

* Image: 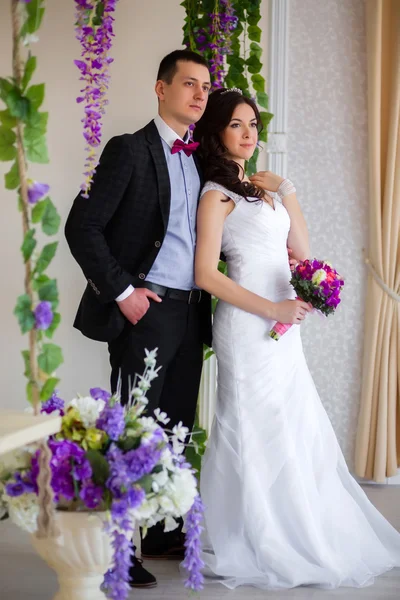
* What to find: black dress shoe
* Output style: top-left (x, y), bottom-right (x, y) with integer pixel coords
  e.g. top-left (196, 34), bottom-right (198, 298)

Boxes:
top-left (141, 532), bottom-right (186, 560)
top-left (129, 556), bottom-right (157, 589)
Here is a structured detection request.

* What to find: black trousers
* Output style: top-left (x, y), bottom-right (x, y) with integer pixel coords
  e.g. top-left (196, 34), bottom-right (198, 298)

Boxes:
top-left (108, 296), bottom-right (204, 551)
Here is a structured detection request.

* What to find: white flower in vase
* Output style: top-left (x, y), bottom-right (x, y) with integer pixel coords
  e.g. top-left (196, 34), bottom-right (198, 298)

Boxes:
top-left (66, 396), bottom-right (106, 428)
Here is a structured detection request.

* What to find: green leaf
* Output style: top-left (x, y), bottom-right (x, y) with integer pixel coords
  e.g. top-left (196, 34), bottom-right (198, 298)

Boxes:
top-left (0, 126), bottom-right (17, 161)
top-left (86, 449), bottom-right (110, 486)
top-left (35, 241), bottom-right (58, 274)
top-left (21, 229), bottom-right (37, 262)
top-left (246, 146), bottom-right (260, 176)
top-left (25, 111), bottom-right (48, 135)
top-left (247, 14), bottom-right (261, 26)
top-left (21, 0), bottom-right (45, 36)
top-left (250, 41), bottom-right (262, 59)
top-left (251, 73), bottom-right (266, 92)
top-left (204, 349), bottom-right (215, 360)
top-left (247, 25), bottom-right (262, 42)
top-left (21, 349), bottom-right (31, 378)
top-left (44, 312), bottom-right (61, 339)
top-left (258, 129), bottom-right (267, 143)
top-left (25, 134), bottom-right (49, 163)
top-left (26, 84), bottom-right (45, 111)
top-left (38, 343), bottom-right (63, 375)
top-left (42, 199), bottom-right (61, 235)
top-left (256, 91), bottom-right (269, 109)
top-left (6, 89), bottom-right (31, 121)
top-left (22, 56), bottom-right (37, 91)
top-left (4, 160), bottom-right (19, 190)
top-left (14, 294), bottom-right (35, 334)
top-left (260, 110), bottom-right (274, 130)
top-left (40, 377), bottom-right (59, 402)
top-left (0, 78), bottom-right (13, 102)
top-left (37, 278), bottom-right (58, 306)
top-left (246, 54), bottom-right (262, 74)
top-left (31, 198), bottom-right (48, 223)
top-left (0, 110), bottom-right (17, 128)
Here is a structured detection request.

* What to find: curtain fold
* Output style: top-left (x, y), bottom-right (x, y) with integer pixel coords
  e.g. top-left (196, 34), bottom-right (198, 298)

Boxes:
top-left (355, 0), bottom-right (400, 482)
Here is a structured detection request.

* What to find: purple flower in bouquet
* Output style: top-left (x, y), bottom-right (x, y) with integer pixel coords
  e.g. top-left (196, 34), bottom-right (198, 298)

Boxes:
top-left (27, 181), bottom-right (50, 205)
top-left (41, 391), bottom-right (65, 416)
top-left (96, 402), bottom-right (125, 441)
top-left (269, 259), bottom-right (344, 341)
top-left (34, 301), bottom-right (53, 330)
top-left (182, 494), bottom-right (205, 590)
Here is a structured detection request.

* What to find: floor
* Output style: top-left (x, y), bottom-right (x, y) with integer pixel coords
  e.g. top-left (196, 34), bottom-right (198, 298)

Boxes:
top-left (1, 485), bottom-right (399, 599)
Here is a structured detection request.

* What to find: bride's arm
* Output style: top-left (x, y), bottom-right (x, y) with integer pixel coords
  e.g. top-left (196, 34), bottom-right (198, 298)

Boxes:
top-left (195, 191), bottom-right (278, 320)
top-left (282, 191), bottom-right (311, 262)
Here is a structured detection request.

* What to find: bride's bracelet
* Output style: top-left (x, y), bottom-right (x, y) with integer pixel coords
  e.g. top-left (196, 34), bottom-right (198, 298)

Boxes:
top-left (277, 178), bottom-right (296, 199)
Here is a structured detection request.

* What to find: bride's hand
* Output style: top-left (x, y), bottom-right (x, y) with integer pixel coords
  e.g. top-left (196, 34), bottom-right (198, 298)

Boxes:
top-left (273, 299), bottom-right (312, 324)
top-left (249, 171), bottom-right (284, 193)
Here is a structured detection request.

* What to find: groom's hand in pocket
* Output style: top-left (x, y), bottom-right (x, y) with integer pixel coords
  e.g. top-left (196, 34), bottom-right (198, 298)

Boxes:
top-left (117, 288), bottom-right (162, 325)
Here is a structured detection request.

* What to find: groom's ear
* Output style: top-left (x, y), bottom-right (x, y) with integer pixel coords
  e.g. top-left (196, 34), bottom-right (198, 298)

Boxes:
top-left (155, 79), bottom-right (166, 101)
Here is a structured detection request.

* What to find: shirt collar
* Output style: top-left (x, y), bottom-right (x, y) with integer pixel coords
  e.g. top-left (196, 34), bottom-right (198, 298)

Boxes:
top-left (154, 114), bottom-right (190, 148)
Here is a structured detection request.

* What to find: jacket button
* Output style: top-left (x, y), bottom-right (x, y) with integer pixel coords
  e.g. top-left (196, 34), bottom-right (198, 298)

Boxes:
top-left (155, 241), bottom-right (161, 248)
top-left (139, 273), bottom-right (146, 280)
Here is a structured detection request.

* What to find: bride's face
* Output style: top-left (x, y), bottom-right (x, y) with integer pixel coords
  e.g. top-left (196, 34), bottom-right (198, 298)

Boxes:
top-left (220, 102), bottom-right (258, 162)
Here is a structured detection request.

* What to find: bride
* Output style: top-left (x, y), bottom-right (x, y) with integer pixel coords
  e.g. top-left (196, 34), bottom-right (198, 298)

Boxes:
top-left (192, 87), bottom-right (400, 589)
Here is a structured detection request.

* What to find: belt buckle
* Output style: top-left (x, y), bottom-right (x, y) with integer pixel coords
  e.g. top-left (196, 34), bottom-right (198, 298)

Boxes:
top-left (188, 289), bottom-right (201, 304)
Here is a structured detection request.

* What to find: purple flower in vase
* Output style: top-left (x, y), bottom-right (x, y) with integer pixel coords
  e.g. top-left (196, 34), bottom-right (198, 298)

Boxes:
top-left (90, 387), bottom-right (111, 402)
top-left (80, 480), bottom-right (103, 509)
top-left (182, 494), bottom-right (205, 590)
top-left (27, 181), bottom-right (50, 205)
top-left (72, 458), bottom-right (92, 481)
top-left (34, 301), bottom-right (53, 330)
top-left (6, 473), bottom-right (36, 497)
top-left (41, 391), bottom-right (65, 416)
top-left (96, 402), bottom-right (125, 441)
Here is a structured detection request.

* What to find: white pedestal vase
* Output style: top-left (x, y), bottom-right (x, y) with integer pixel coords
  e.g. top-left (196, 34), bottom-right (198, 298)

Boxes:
top-left (31, 511), bottom-right (126, 600)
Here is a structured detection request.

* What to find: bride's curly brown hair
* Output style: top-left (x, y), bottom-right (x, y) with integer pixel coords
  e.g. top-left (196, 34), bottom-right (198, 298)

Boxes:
top-left (193, 88), bottom-right (264, 202)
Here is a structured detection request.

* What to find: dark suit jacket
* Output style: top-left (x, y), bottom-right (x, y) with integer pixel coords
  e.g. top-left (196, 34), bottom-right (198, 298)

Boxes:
top-left (65, 120), bottom-right (212, 346)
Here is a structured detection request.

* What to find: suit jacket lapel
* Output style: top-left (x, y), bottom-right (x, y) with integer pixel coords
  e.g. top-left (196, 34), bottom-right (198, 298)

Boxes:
top-left (144, 120), bottom-right (171, 233)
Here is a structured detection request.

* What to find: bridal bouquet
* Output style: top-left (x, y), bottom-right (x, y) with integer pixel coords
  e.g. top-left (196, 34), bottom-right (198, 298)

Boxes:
top-left (0, 350), bottom-right (204, 599)
top-left (269, 259), bottom-right (344, 341)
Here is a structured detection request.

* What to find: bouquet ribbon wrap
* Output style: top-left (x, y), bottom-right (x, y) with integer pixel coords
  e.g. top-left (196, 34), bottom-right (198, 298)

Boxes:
top-left (269, 296), bottom-right (302, 341)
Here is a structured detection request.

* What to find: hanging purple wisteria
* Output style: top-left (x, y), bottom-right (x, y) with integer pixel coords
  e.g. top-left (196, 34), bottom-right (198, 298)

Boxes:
top-left (74, 0), bottom-right (118, 197)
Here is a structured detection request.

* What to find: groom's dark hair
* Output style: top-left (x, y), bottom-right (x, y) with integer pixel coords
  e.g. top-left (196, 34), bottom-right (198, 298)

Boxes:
top-left (157, 50), bottom-right (209, 84)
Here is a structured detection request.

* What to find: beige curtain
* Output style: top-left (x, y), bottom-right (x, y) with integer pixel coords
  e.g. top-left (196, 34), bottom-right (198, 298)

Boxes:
top-left (354, 0), bottom-right (400, 482)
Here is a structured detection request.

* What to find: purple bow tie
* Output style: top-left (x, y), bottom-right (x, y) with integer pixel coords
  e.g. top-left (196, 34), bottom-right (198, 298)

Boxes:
top-left (171, 139), bottom-right (200, 157)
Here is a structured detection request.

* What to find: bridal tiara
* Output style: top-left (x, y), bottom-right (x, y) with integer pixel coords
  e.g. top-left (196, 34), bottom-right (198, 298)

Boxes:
top-left (221, 87), bottom-right (243, 95)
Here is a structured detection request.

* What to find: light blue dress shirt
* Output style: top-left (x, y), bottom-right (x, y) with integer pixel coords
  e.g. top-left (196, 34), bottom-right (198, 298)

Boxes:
top-left (116, 115), bottom-right (200, 301)
top-left (146, 115), bottom-right (200, 290)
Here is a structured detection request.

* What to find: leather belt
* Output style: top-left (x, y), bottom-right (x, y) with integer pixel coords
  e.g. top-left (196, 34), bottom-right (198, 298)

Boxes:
top-left (136, 281), bottom-right (202, 304)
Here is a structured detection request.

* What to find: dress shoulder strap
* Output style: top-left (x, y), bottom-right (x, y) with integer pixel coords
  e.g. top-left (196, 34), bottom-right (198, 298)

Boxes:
top-left (200, 181), bottom-right (243, 205)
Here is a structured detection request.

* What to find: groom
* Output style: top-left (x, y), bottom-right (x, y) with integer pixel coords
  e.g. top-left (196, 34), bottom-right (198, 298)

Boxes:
top-left (65, 49), bottom-right (212, 589)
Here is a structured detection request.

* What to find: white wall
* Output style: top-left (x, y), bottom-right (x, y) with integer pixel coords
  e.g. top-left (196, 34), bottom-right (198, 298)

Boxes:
top-left (287, 0), bottom-right (368, 468)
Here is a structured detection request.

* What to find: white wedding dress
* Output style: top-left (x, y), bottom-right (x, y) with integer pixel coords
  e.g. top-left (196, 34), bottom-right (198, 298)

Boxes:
top-left (198, 181), bottom-right (400, 590)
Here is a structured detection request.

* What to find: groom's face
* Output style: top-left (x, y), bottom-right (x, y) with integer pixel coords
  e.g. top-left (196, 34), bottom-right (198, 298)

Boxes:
top-left (156, 61), bottom-right (211, 126)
